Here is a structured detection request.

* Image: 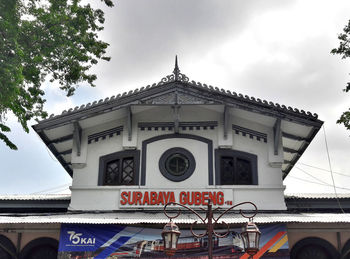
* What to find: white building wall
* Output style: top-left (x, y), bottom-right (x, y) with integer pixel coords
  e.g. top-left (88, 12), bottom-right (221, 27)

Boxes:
top-left (72, 119), bottom-right (125, 187)
top-left (145, 138), bottom-right (209, 188)
top-left (69, 106), bottom-right (286, 211)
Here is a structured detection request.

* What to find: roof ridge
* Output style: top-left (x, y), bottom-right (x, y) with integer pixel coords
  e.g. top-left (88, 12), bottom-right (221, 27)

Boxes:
top-left (38, 61), bottom-right (320, 123)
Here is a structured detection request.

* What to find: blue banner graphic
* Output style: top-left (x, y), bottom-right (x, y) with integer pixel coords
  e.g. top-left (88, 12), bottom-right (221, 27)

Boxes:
top-left (58, 223), bottom-right (290, 258)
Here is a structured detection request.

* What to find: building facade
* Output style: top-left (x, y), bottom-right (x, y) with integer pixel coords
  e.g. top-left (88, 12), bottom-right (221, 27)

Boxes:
top-left (0, 60), bottom-right (349, 259)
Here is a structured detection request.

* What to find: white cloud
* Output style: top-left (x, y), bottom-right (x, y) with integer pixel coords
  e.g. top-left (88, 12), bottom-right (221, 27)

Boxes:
top-left (2, 0), bottom-right (350, 194)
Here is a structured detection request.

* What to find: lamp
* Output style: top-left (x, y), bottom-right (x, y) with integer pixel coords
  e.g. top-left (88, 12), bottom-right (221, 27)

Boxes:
top-left (241, 220), bottom-right (261, 257)
top-left (161, 220), bottom-right (181, 256)
top-left (162, 201), bottom-right (259, 259)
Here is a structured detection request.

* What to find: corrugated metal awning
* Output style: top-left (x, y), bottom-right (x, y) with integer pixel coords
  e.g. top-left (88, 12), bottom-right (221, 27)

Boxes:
top-left (0, 212), bottom-right (349, 224)
top-left (0, 194), bottom-right (71, 200)
top-left (285, 193), bottom-right (350, 199)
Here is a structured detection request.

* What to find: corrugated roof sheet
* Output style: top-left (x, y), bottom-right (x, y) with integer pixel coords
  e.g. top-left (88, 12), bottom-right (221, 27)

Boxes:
top-left (285, 193), bottom-right (350, 199)
top-left (0, 194), bottom-right (71, 201)
top-left (0, 212), bottom-right (349, 224)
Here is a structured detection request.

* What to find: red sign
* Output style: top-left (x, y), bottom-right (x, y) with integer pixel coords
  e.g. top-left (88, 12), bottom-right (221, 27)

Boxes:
top-left (120, 191), bottom-right (225, 206)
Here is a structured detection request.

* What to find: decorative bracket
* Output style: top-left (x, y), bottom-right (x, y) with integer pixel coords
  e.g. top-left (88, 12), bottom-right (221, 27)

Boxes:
top-left (282, 132), bottom-right (309, 143)
top-left (73, 121), bottom-right (82, 156)
top-left (273, 118), bottom-right (281, 155)
top-left (127, 106), bottom-right (132, 141)
top-left (223, 106), bottom-right (229, 140)
top-left (172, 105), bottom-right (180, 134)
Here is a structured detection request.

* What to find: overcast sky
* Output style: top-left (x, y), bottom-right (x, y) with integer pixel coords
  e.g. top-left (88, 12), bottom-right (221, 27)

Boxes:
top-left (1, 0), bottom-right (350, 195)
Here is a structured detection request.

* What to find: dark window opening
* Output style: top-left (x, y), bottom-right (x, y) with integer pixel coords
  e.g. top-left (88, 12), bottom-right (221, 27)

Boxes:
top-left (0, 235), bottom-right (16, 259)
top-left (99, 150), bottom-right (140, 186)
top-left (215, 149), bottom-right (257, 185)
top-left (290, 237), bottom-right (339, 259)
top-left (19, 237), bottom-right (58, 259)
top-left (296, 245), bottom-right (330, 259)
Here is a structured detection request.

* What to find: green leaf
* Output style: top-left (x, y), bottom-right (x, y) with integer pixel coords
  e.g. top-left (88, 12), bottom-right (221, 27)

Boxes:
top-left (0, 132), bottom-right (18, 150)
top-left (0, 123), bottom-right (11, 132)
top-left (332, 19), bottom-right (350, 132)
top-left (0, 0), bottom-right (114, 149)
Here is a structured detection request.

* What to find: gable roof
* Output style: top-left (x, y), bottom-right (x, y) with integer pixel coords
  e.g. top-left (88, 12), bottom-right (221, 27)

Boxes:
top-left (33, 60), bottom-right (323, 178)
top-left (35, 69), bottom-right (321, 130)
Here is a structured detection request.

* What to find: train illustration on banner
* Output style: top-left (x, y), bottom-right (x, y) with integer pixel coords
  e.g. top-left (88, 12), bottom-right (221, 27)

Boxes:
top-left (68, 231), bottom-right (243, 258)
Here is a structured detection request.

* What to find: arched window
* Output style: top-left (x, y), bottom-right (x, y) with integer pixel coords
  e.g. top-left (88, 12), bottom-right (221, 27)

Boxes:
top-left (290, 237), bottom-right (339, 259)
top-left (341, 239), bottom-right (350, 259)
top-left (0, 235), bottom-right (16, 259)
top-left (215, 149), bottom-right (258, 185)
top-left (98, 150), bottom-right (140, 186)
top-left (20, 237), bottom-right (58, 259)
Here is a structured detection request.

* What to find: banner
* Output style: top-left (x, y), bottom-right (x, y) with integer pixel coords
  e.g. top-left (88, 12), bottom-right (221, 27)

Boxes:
top-left (58, 223), bottom-right (289, 258)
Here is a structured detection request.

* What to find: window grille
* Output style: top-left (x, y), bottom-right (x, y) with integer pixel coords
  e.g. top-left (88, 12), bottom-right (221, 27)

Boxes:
top-left (215, 149), bottom-right (257, 185)
top-left (99, 150), bottom-right (140, 186)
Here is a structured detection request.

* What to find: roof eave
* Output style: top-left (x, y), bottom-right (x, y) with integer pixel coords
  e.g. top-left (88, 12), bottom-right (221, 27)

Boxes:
top-left (33, 81), bottom-right (323, 132)
top-left (33, 128), bottom-right (73, 177)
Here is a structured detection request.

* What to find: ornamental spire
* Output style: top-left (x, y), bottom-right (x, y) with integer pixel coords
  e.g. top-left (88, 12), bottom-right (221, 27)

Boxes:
top-left (157, 56), bottom-right (189, 85)
top-left (173, 55), bottom-right (180, 81)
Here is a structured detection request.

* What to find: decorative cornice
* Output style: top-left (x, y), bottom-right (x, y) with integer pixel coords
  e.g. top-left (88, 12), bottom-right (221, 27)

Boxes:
top-left (232, 124), bottom-right (267, 143)
top-left (138, 121), bottom-right (218, 131)
top-left (140, 91), bottom-right (212, 105)
top-left (179, 121), bottom-right (218, 130)
top-left (88, 126), bottom-right (123, 144)
top-left (138, 122), bottom-right (173, 131)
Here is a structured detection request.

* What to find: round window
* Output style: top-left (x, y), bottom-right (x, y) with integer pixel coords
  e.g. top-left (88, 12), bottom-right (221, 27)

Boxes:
top-left (159, 148), bottom-right (195, 182)
top-left (165, 153), bottom-right (189, 176)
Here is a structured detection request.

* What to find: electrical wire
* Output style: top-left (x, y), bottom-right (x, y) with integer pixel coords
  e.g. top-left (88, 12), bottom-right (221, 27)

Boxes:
top-left (30, 183), bottom-right (70, 194)
top-left (291, 165), bottom-right (349, 190)
top-left (32, 187), bottom-right (70, 195)
top-left (298, 162), bottom-right (350, 177)
top-left (33, 130), bottom-right (59, 163)
top-left (322, 124), bottom-right (345, 213)
top-left (288, 175), bottom-right (350, 191)
top-left (295, 166), bottom-right (332, 186)
top-left (41, 187), bottom-right (70, 194)
top-left (34, 184), bottom-right (70, 193)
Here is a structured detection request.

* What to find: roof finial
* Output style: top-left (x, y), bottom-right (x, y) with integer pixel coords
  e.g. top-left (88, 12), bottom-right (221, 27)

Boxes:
top-left (173, 55), bottom-right (180, 81)
top-left (158, 56), bottom-right (189, 85)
